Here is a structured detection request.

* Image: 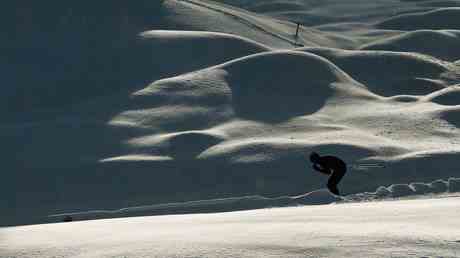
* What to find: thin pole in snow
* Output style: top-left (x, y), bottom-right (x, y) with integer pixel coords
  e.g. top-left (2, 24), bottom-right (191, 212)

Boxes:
top-left (295, 22), bottom-right (301, 38)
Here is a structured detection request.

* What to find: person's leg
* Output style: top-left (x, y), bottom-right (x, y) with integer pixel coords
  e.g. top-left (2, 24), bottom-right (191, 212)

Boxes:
top-left (327, 168), bottom-right (345, 195)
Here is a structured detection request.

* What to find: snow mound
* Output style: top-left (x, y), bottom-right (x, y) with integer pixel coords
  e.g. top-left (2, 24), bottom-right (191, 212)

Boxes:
top-left (299, 47), bottom-right (449, 96)
top-left (424, 85), bottom-right (460, 105)
top-left (449, 177), bottom-right (460, 192)
top-left (388, 184), bottom-right (415, 197)
top-left (139, 30), bottom-right (270, 79)
top-left (375, 186), bottom-right (392, 197)
top-left (361, 30), bottom-right (460, 61)
top-left (346, 177), bottom-right (460, 201)
top-left (198, 139), bottom-right (297, 163)
top-left (429, 179), bottom-right (449, 193)
top-left (220, 51), bottom-right (367, 121)
top-left (377, 8), bottom-right (460, 30)
top-left (136, 76), bottom-right (231, 106)
top-left (119, 129), bottom-right (227, 161)
top-left (144, 131), bottom-right (226, 160)
top-left (410, 182), bottom-right (432, 194)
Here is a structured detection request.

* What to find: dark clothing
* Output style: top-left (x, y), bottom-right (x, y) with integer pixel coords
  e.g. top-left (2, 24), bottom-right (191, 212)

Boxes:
top-left (312, 155), bottom-right (347, 195)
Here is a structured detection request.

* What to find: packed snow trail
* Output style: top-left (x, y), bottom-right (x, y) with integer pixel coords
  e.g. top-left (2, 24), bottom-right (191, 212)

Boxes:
top-left (178, 0), bottom-right (305, 46)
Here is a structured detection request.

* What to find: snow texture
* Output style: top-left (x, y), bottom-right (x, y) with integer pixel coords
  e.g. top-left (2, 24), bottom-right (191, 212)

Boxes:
top-left (4, 0), bottom-right (460, 230)
top-left (1, 197), bottom-right (460, 258)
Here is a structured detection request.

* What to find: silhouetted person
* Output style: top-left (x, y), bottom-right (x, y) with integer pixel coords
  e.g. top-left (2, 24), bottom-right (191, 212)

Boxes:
top-left (310, 152), bottom-right (347, 195)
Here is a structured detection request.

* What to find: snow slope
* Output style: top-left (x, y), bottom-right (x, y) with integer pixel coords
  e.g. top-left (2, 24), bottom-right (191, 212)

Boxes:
top-left (2, 197), bottom-right (460, 258)
top-left (4, 0), bottom-right (460, 229)
top-left (360, 30), bottom-right (460, 61)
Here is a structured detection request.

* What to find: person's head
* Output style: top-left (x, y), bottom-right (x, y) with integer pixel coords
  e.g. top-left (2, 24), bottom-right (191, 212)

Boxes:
top-left (310, 152), bottom-right (320, 163)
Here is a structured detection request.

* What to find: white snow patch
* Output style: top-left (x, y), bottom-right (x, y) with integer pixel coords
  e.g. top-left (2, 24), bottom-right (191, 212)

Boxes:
top-left (2, 197), bottom-right (460, 258)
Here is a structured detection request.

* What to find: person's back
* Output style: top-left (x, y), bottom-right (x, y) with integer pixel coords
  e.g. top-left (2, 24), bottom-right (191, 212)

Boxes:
top-left (317, 156), bottom-right (346, 172)
top-left (310, 152), bottom-right (347, 195)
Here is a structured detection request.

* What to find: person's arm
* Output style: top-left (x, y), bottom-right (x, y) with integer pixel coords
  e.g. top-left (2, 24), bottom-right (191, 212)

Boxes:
top-left (312, 163), bottom-right (331, 175)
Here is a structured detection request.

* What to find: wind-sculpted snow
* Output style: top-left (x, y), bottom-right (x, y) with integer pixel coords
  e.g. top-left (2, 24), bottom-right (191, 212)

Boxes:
top-left (139, 30), bottom-right (270, 79)
top-left (410, 182), bottom-right (433, 194)
top-left (388, 184), bottom-right (416, 197)
top-left (424, 84), bottom-right (460, 104)
top-left (216, 0), bottom-right (430, 27)
top-left (449, 177), bottom-right (460, 191)
top-left (298, 47), bottom-right (451, 96)
top-left (130, 131), bottom-right (226, 160)
top-left (345, 177), bottom-right (460, 201)
top-left (5, 0), bottom-right (460, 227)
top-left (221, 51), bottom-right (366, 120)
top-left (377, 8), bottom-right (460, 30)
top-left (361, 30), bottom-right (460, 61)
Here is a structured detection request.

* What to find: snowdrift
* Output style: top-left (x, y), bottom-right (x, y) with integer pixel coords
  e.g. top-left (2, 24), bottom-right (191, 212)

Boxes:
top-left (377, 8), bottom-right (460, 30)
top-left (298, 47), bottom-right (450, 96)
top-left (221, 51), bottom-right (366, 120)
top-left (361, 30), bottom-right (460, 61)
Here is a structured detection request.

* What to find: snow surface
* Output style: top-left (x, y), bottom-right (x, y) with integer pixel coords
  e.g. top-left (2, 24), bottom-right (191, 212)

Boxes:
top-left (5, 0), bottom-right (460, 256)
top-left (2, 197), bottom-right (460, 257)
top-left (4, 0), bottom-right (460, 235)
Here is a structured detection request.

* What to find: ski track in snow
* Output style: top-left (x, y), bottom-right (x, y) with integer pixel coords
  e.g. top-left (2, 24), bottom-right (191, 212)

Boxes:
top-left (178, 0), bottom-right (303, 46)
